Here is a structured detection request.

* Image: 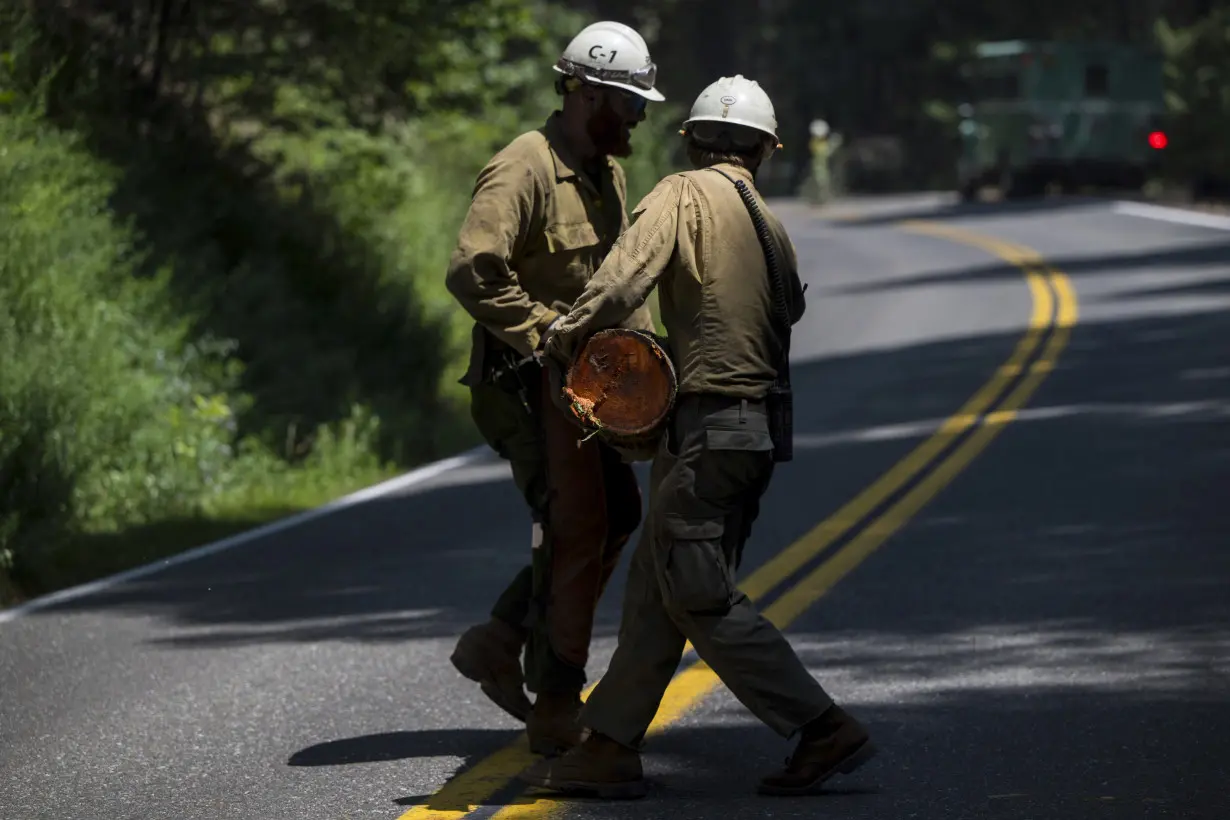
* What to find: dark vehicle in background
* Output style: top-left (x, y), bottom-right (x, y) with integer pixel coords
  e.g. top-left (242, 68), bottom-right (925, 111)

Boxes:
top-left (956, 40), bottom-right (1168, 199)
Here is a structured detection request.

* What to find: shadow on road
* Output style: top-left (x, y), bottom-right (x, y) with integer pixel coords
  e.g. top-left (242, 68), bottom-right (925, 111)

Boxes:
top-left (26, 299), bottom-right (1230, 661)
top-left (288, 728), bottom-right (519, 767)
top-left (1109, 277), bottom-right (1230, 301)
top-left (28, 318), bottom-right (1021, 642)
top-left (820, 238), bottom-right (1230, 297)
top-left (823, 194), bottom-right (1112, 227)
top-left (225, 296), bottom-right (1229, 820)
top-left (373, 679), bottom-right (1228, 817)
top-left (5, 279), bottom-right (1216, 819)
top-left (286, 293), bottom-right (1224, 820)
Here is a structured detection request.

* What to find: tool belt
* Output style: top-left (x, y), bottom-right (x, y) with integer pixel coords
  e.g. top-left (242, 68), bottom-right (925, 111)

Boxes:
top-left (481, 331), bottom-right (541, 418)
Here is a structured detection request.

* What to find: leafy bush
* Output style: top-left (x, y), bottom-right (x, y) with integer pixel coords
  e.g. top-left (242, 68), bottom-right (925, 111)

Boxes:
top-left (0, 112), bottom-right (395, 595)
top-left (0, 2), bottom-right (684, 603)
top-left (1156, 10), bottom-right (1230, 189)
top-left (0, 113), bottom-right (231, 566)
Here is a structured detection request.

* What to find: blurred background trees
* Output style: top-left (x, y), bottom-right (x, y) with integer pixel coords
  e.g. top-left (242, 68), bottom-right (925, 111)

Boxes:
top-left (0, 0), bottom-right (1225, 600)
top-left (574, 0), bottom-right (1226, 194)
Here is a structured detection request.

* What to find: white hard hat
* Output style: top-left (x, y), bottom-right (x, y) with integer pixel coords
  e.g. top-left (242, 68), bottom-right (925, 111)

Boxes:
top-left (553, 21), bottom-right (664, 102)
top-left (810, 119), bottom-right (829, 138)
top-left (683, 75), bottom-right (778, 143)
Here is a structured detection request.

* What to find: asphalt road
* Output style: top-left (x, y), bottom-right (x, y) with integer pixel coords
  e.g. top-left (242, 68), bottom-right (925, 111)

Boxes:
top-left (3, 193), bottom-right (1228, 820)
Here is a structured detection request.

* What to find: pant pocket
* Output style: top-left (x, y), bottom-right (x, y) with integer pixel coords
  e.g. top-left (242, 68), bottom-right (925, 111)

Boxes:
top-left (658, 516), bottom-right (734, 615)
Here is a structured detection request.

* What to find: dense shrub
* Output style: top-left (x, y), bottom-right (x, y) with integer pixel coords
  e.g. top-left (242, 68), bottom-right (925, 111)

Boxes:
top-left (0, 3), bottom-right (684, 602)
top-left (0, 113), bottom-right (237, 571)
top-left (1157, 10), bottom-right (1230, 193)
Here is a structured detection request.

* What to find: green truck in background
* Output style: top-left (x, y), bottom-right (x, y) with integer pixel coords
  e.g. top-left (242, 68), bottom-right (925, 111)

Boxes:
top-left (956, 40), bottom-right (1168, 200)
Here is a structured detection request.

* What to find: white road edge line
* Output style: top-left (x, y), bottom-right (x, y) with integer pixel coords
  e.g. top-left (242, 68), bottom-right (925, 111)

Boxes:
top-left (1111, 200), bottom-right (1230, 231)
top-left (0, 445), bottom-right (489, 625)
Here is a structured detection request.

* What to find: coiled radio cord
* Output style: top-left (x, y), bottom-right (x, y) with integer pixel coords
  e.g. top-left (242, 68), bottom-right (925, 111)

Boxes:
top-left (709, 169), bottom-right (795, 463)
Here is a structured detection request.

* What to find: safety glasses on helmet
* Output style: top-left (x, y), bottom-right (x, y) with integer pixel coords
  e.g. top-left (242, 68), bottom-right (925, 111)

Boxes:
top-left (555, 58), bottom-right (658, 95)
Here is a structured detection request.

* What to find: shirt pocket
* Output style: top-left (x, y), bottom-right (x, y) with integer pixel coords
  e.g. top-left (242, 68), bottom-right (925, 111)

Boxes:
top-left (694, 410), bottom-right (774, 504)
top-left (543, 220), bottom-right (601, 286)
top-left (705, 427), bottom-right (774, 452)
top-left (545, 220), bottom-right (601, 253)
top-left (703, 405), bottom-right (774, 452)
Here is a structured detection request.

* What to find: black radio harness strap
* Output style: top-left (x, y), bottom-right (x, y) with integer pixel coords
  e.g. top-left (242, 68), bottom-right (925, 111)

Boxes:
top-left (706, 166), bottom-right (795, 463)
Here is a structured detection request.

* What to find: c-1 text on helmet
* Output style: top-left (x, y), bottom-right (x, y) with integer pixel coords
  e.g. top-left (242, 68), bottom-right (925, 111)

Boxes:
top-left (553, 21), bottom-right (665, 103)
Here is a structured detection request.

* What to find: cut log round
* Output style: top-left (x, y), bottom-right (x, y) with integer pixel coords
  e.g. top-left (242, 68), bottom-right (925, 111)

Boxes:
top-left (564, 328), bottom-right (677, 447)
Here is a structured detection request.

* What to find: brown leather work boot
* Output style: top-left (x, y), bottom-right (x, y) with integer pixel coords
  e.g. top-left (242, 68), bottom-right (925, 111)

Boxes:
top-left (758, 704), bottom-right (877, 796)
top-left (526, 690), bottom-right (585, 756)
top-left (449, 618), bottom-right (531, 722)
top-left (518, 732), bottom-right (646, 799)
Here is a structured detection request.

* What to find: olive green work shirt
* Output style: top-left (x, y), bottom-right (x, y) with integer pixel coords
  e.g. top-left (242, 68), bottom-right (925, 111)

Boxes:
top-left (445, 113), bottom-right (656, 385)
top-left (548, 163), bottom-right (806, 400)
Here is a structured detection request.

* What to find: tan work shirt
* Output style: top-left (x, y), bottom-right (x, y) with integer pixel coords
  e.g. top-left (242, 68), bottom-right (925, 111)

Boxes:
top-left (446, 113), bottom-right (656, 385)
top-left (549, 163), bottom-right (806, 400)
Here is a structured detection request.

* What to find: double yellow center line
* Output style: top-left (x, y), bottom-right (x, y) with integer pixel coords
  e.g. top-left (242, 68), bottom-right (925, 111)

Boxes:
top-left (401, 221), bottom-right (1078, 819)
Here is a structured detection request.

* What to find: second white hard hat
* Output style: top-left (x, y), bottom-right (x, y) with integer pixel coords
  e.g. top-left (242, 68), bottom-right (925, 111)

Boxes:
top-left (684, 75), bottom-right (778, 142)
top-left (553, 21), bottom-right (665, 102)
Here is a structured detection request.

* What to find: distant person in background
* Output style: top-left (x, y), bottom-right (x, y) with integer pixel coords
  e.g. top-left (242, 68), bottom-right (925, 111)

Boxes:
top-left (520, 75), bottom-right (875, 799)
top-left (807, 118), bottom-right (840, 204)
top-left (443, 21), bottom-right (665, 756)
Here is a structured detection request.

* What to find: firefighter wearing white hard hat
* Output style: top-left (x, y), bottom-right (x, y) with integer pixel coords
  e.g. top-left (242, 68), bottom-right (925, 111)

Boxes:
top-left (523, 74), bottom-right (877, 799)
top-left (678, 73), bottom-right (782, 179)
top-left (553, 21), bottom-right (665, 103)
top-left (681, 74), bottom-right (780, 154)
top-left (446, 20), bottom-right (663, 759)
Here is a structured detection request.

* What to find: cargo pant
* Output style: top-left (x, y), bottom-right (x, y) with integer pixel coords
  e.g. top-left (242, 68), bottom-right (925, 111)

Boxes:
top-left (471, 356), bottom-right (642, 695)
top-left (580, 394), bottom-right (834, 746)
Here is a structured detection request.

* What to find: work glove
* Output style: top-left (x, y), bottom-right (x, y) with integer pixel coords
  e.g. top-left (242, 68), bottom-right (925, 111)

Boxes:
top-left (539, 323), bottom-right (584, 419)
top-left (544, 314), bottom-right (591, 372)
top-left (534, 317), bottom-right (560, 363)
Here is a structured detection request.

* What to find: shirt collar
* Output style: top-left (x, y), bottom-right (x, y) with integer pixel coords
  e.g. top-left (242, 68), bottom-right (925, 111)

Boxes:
top-left (711, 162), bottom-right (756, 185)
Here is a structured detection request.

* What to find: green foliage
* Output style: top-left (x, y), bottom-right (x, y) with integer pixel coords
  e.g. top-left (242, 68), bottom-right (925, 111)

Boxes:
top-left (1156, 10), bottom-right (1230, 184)
top-left (595, 0), bottom-right (1229, 194)
top-left (0, 111), bottom-right (395, 596)
top-left (0, 1), bottom-right (683, 604)
top-left (0, 112), bottom-right (219, 566)
top-left (4, 0), bottom-right (1222, 608)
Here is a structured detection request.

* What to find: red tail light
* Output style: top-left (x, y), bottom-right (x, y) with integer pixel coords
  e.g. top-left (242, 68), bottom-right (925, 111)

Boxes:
top-left (1148, 131), bottom-right (1168, 149)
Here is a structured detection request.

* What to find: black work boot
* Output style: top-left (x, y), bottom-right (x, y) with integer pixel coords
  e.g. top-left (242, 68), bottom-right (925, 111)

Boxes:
top-left (757, 704), bottom-right (877, 795)
top-left (526, 690), bottom-right (585, 756)
top-left (518, 732), bottom-right (646, 799)
top-left (449, 618), bottom-right (532, 722)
